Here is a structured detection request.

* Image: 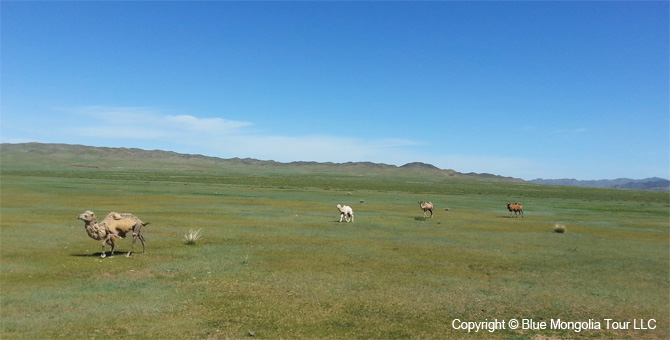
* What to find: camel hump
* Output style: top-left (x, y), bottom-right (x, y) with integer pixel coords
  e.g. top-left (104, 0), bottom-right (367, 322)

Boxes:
top-left (110, 212), bottom-right (122, 220)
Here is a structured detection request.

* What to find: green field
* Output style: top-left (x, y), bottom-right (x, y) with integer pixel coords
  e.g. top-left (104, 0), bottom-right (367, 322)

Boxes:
top-left (1, 144), bottom-right (668, 339)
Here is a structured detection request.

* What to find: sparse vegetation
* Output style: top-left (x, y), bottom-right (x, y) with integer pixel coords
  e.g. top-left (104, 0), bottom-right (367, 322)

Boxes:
top-left (1, 143), bottom-right (668, 339)
top-left (183, 228), bottom-right (203, 245)
top-left (553, 223), bottom-right (567, 233)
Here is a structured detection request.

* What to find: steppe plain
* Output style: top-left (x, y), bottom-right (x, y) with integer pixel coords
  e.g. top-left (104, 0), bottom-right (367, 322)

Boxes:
top-left (1, 143), bottom-right (668, 339)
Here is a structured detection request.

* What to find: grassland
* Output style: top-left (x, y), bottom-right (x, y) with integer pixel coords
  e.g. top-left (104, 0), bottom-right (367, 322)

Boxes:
top-left (1, 144), bottom-right (668, 339)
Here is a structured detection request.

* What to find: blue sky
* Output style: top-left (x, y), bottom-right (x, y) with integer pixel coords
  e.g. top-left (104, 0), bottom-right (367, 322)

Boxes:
top-left (2, 1), bottom-right (668, 180)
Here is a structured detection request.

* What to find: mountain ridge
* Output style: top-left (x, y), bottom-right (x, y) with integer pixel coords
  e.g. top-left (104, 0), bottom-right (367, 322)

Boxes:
top-left (3, 143), bottom-right (666, 191)
top-left (0, 142), bottom-right (524, 183)
top-left (530, 177), bottom-right (670, 192)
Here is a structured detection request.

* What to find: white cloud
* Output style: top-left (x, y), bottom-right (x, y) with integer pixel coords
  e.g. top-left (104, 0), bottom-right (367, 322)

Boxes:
top-left (166, 115), bottom-right (253, 132)
top-left (59, 106), bottom-right (253, 140)
top-left (54, 106), bottom-right (428, 164)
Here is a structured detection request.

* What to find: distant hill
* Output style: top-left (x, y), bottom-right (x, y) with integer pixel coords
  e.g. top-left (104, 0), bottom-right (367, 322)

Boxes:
top-left (400, 162), bottom-right (440, 170)
top-left (0, 142), bottom-right (526, 183)
top-left (530, 177), bottom-right (670, 192)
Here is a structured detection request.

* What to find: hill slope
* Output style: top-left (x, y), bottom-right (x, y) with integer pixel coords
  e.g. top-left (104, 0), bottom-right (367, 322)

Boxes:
top-left (0, 142), bottom-right (525, 183)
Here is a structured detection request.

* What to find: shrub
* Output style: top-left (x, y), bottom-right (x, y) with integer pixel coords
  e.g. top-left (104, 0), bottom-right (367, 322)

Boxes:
top-left (553, 223), bottom-right (566, 233)
top-left (183, 228), bottom-right (203, 245)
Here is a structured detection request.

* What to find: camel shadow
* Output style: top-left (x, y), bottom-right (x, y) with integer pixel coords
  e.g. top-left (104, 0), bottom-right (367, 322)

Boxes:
top-left (70, 251), bottom-right (128, 257)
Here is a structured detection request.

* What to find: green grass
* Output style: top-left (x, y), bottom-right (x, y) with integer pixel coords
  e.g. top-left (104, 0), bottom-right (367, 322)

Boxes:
top-left (1, 145), bottom-right (668, 339)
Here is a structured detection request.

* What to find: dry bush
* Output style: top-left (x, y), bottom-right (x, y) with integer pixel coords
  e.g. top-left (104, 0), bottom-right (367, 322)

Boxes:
top-left (183, 228), bottom-right (203, 245)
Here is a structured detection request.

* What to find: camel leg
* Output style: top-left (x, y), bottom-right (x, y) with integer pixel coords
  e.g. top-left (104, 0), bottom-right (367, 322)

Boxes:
top-left (100, 235), bottom-right (116, 258)
top-left (127, 222), bottom-right (145, 257)
top-left (107, 236), bottom-right (116, 257)
top-left (127, 236), bottom-right (135, 257)
top-left (138, 234), bottom-right (146, 254)
top-left (100, 239), bottom-right (107, 258)
top-left (429, 209), bottom-right (433, 218)
top-left (128, 232), bottom-right (146, 257)
top-left (339, 214), bottom-right (344, 222)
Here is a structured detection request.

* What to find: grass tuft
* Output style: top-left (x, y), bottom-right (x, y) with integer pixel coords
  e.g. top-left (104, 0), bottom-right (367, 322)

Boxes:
top-left (183, 228), bottom-right (203, 245)
top-left (553, 223), bottom-right (567, 233)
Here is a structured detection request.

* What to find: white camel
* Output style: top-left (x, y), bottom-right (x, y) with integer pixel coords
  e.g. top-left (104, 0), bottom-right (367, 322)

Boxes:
top-left (336, 204), bottom-right (354, 223)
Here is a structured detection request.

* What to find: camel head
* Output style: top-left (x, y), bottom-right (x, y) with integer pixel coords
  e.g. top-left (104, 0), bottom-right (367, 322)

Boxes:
top-left (78, 210), bottom-right (97, 223)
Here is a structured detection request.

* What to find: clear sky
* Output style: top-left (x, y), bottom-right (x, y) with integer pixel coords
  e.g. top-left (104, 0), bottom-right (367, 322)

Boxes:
top-left (2, 1), bottom-right (668, 180)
